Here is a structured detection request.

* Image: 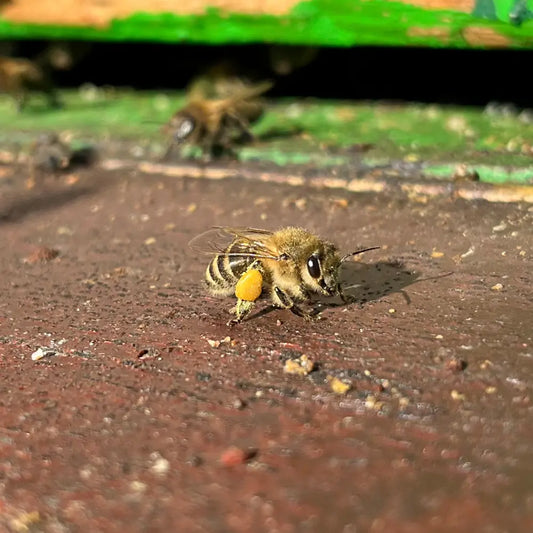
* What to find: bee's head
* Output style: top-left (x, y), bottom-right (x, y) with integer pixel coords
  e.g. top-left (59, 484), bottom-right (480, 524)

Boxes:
top-left (167, 112), bottom-right (196, 144)
top-left (301, 243), bottom-right (342, 297)
top-left (300, 244), bottom-right (380, 298)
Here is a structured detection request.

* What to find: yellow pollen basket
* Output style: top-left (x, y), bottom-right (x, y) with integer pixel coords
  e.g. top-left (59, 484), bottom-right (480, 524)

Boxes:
top-left (235, 269), bottom-right (263, 302)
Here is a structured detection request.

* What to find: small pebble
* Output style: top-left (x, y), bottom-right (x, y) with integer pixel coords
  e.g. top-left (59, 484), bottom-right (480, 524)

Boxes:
top-left (446, 357), bottom-right (467, 372)
top-left (492, 223), bottom-right (507, 232)
top-left (220, 446), bottom-right (255, 466)
top-left (328, 376), bottom-right (351, 395)
top-left (232, 398), bottom-right (247, 410)
top-left (450, 390), bottom-right (465, 401)
top-left (150, 454), bottom-right (170, 476)
top-left (31, 347), bottom-right (58, 361)
top-left (24, 246), bottom-right (59, 264)
top-left (399, 397), bottom-right (410, 408)
top-left (365, 395), bottom-right (376, 408)
top-left (284, 354), bottom-right (315, 376)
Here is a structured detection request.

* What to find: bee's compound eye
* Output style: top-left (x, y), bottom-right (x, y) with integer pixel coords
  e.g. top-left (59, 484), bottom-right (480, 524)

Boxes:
top-left (175, 118), bottom-right (194, 141)
top-left (307, 255), bottom-right (321, 279)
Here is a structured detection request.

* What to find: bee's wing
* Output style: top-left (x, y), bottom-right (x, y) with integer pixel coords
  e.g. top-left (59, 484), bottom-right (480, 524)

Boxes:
top-left (188, 226), bottom-right (280, 260)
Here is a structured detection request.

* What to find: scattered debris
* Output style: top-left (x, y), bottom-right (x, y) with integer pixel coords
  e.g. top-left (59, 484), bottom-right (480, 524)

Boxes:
top-left (365, 394), bottom-right (384, 410)
top-left (460, 246), bottom-right (475, 259)
top-left (220, 446), bottom-right (256, 467)
top-left (149, 452), bottom-right (170, 476)
top-left (23, 246), bottom-right (59, 264)
top-left (452, 164), bottom-right (480, 182)
top-left (186, 455), bottom-right (203, 467)
top-left (398, 397), bottom-right (410, 408)
top-left (130, 480), bottom-right (147, 493)
top-left (31, 347), bottom-right (62, 361)
top-left (445, 357), bottom-right (467, 372)
top-left (137, 348), bottom-right (160, 359)
top-left (9, 510), bottom-right (40, 532)
top-left (328, 376), bottom-right (352, 395)
top-left (450, 390), bottom-right (466, 401)
top-left (492, 222), bottom-right (507, 232)
top-left (330, 197), bottom-right (349, 209)
top-left (196, 372), bottom-right (212, 382)
top-left (207, 336), bottom-right (233, 348)
top-left (232, 398), bottom-right (247, 410)
top-left (283, 354), bottom-right (315, 376)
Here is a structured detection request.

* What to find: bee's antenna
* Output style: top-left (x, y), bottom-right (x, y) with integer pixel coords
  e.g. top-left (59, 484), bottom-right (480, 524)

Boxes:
top-left (341, 246), bottom-right (380, 262)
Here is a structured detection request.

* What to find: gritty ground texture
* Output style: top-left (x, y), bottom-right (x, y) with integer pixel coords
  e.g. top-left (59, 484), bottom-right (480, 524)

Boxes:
top-left (0, 162), bottom-right (532, 532)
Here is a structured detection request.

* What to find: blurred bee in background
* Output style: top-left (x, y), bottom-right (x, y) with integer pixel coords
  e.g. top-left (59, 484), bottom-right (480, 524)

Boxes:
top-left (163, 63), bottom-right (272, 160)
top-left (27, 132), bottom-right (71, 188)
top-left (0, 43), bottom-right (75, 111)
top-left (26, 131), bottom-right (98, 188)
top-left (190, 226), bottom-right (379, 324)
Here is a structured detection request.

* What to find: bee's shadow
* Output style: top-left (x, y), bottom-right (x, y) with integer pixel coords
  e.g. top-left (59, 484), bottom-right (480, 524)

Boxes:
top-left (248, 260), bottom-right (424, 322)
top-left (334, 259), bottom-right (420, 307)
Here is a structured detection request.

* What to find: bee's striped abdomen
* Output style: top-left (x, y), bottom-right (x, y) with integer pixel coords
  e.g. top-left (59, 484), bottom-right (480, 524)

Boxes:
top-left (205, 241), bottom-right (252, 296)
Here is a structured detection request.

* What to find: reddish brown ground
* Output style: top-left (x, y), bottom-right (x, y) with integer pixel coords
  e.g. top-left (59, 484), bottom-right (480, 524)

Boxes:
top-left (0, 162), bottom-right (532, 532)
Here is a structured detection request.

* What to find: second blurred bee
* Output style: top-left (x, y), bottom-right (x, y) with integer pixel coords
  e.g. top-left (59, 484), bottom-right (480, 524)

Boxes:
top-left (163, 65), bottom-right (271, 160)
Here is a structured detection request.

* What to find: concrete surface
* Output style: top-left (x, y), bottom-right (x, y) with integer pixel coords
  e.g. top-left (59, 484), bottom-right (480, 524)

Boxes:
top-left (0, 161), bottom-right (532, 532)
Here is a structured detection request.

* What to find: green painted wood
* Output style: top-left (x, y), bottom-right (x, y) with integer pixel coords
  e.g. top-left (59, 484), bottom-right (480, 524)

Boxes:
top-left (0, 0), bottom-right (533, 48)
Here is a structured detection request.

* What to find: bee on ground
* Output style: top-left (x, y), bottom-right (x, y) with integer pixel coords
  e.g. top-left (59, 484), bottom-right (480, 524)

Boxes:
top-left (163, 78), bottom-right (272, 160)
top-left (26, 132), bottom-right (72, 188)
top-left (190, 226), bottom-right (379, 324)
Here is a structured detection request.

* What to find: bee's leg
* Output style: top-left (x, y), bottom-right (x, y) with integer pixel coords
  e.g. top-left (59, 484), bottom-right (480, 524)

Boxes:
top-left (227, 299), bottom-right (255, 326)
top-left (227, 112), bottom-right (253, 143)
top-left (272, 286), bottom-right (316, 321)
top-left (15, 92), bottom-right (27, 113)
top-left (337, 284), bottom-right (352, 304)
top-left (198, 129), bottom-right (220, 161)
top-left (160, 141), bottom-right (175, 161)
top-left (26, 163), bottom-right (37, 189)
top-left (46, 88), bottom-right (62, 109)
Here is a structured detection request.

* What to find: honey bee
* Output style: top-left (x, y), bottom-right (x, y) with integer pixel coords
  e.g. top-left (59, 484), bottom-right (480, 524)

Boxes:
top-left (190, 227), bottom-right (379, 324)
top-left (27, 132), bottom-right (72, 188)
top-left (0, 42), bottom-right (82, 111)
top-left (163, 80), bottom-right (272, 159)
top-left (0, 53), bottom-right (65, 112)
